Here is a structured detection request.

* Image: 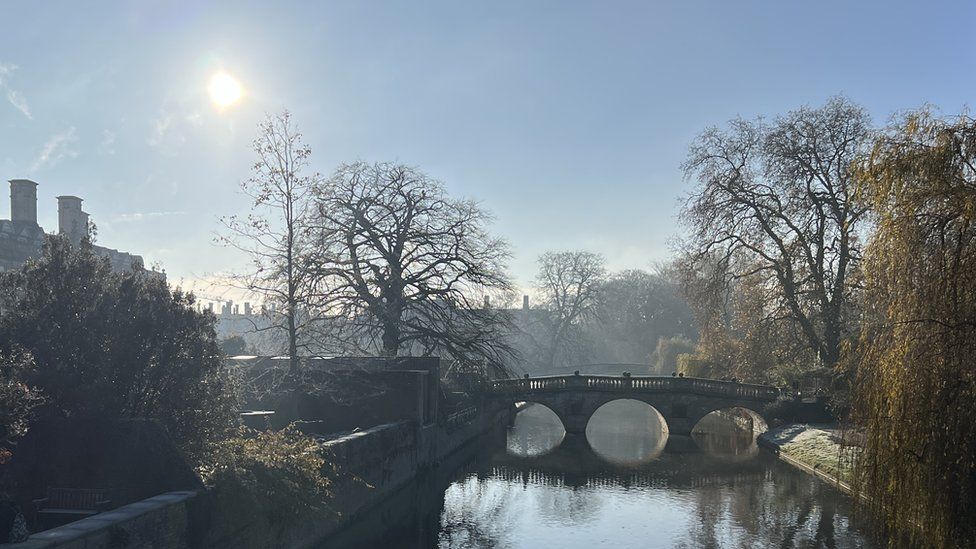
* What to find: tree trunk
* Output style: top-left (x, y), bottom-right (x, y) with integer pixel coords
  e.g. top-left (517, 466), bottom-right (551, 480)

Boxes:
top-left (821, 315), bottom-right (841, 367)
top-left (381, 321), bottom-right (400, 356)
top-left (287, 305), bottom-right (299, 373)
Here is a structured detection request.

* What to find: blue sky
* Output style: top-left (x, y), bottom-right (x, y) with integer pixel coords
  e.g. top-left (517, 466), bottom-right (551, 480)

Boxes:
top-left (1, 1), bottom-right (973, 297)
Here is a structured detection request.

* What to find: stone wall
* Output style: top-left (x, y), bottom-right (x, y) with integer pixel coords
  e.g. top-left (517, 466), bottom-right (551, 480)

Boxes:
top-left (4, 402), bottom-right (506, 549)
top-left (1, 492), bottom-right (197, 549)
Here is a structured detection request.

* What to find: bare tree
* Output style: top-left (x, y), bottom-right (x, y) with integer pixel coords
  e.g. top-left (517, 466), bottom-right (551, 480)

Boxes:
top-left (306, 162), bottom-right (517, 373)
top-left (678, 96), bottom-right (870, 368)
top-left (219, 111), bottom-right (318, 373)
top-left (533, 251), bottom-right (607, 369)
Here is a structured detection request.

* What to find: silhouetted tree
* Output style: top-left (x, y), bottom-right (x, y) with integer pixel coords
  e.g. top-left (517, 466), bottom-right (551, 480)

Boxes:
top-left (220, 111), bottom-right (318, 373)
top-left (532, 251), bottom-right (606, 369)
top-left (678, 96), bottom-right (871, 371)
top-left (0, 236), bottom-right (235, 464)
top-left (307, 162), bottom-right (517, 371)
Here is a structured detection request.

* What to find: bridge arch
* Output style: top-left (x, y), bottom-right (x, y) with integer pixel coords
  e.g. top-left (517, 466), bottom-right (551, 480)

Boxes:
top-left (489, 375), bottom-right (779, 439)
top-left (507, 401), bottom-right (566, 457)
top-left (690, 406), bottom-right (768, 436)
top-left (584, 398), bottom-right (668, 464)
top-left (688, 406), bottom-right (766, 461)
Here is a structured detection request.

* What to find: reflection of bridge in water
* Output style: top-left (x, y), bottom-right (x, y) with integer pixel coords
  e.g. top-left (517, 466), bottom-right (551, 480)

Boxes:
top-left (486, 375), bottom-right (781, 436)
top-left (486, 433), bottom-right (773, 490)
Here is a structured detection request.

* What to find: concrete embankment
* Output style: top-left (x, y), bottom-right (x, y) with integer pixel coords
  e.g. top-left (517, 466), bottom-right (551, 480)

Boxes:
top-left (758, 424), bottom-right (855, 493)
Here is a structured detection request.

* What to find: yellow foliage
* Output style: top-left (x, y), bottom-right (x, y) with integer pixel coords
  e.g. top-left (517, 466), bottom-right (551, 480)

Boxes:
top-left (200, 425), bottom-right (334, 520)
top-left (852, 110), bottom-right (976, 547)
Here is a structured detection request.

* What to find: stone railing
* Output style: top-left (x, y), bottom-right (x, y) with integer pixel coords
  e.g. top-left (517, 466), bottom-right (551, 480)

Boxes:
top-left (486, 375), bottom-right (779, 401)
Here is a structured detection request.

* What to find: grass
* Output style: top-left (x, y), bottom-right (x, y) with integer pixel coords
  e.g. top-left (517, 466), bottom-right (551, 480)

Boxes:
top-left (763, 425), bottom-right (857, 485)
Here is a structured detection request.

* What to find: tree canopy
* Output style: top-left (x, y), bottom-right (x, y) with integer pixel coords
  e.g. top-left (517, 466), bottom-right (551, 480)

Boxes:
top-left (678, 96), bottom-right (871, 379)
top-left (531, 251), bottom-right (607, 369)
top-left (307, 161), bottom-right (518, 371)
top-left (220, 111), bottom-right (319, 372)
top-left (0, 237), bottom-right (235, 464)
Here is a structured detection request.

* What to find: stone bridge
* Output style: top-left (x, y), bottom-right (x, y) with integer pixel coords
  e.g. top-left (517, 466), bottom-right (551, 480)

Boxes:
top-left (486, 375), bottom-right (780, 436)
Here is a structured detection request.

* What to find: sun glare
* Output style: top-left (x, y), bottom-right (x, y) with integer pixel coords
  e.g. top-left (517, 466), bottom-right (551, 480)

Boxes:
top-left (208, 71), bottom-right (243, 109)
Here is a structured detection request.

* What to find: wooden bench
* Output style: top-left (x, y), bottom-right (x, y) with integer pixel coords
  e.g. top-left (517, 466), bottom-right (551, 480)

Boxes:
top-left (32, 488), bottom-right (112, 529)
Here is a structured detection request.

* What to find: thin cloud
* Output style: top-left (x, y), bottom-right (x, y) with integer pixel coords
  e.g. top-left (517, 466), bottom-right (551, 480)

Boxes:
top-left (148, 109), bottom-right (206, 153)
top-left (111, 211), bottom-right (187, 222)
top-left (100, 129), bottom-right (116, 155)
top-left (0, 63), bottom-right (32, 119)
top-left (148, 113), bottom-right (175, 147)
top-left (31, 127), bottom-right (78, 172)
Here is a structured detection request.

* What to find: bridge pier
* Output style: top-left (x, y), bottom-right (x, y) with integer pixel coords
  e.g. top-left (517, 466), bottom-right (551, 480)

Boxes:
top-left (561, 414), bottom-right (589, 436)
top-left (663, 416), bottom-right (697, 437)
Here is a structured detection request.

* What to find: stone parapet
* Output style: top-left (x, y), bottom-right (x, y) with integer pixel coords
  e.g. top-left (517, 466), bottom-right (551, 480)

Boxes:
top-left (1, 491), bottom-right (197, 549)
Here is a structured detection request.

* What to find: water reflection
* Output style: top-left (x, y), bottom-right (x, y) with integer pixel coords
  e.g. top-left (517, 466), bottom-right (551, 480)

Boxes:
top-left (584, 399), bottom-right (667, 464)
top-left (692, 411), bottom-right (760, 462)
top-left (505, 403), bottom-right (565, 457)
top-left (323, 409), bottom-right (881, 548)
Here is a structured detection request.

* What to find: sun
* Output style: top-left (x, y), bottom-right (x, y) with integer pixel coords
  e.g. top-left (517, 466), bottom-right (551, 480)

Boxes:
top-left (208, 71), bottom-right (243, 109)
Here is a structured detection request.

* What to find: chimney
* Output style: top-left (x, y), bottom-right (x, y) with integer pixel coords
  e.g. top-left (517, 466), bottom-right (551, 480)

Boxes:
top-left (522, 295), bottom-right (530, 311)
top-left (57, 195), bottom-right (88, 244)
top-left (9, 179), bottom-right (38, 225)
top-left (244, 302), bottom-right (252, 316)
top-left (483, 295), bottom-right (490, 309)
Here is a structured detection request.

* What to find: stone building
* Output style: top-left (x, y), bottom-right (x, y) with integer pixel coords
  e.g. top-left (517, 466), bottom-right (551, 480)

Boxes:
top-left (0, 178), bottom-right (151, 273)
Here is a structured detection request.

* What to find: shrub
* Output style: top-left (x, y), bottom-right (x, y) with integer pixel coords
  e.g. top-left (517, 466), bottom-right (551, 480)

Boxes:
top-left (200, 426), bottom-right (333, 530)
top-left (0, 236), bottom-right (235, 465)
top-left (0, 350), bottom-right (44, 464)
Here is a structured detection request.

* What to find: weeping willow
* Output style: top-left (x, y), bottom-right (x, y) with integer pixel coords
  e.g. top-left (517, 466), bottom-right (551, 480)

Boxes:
top-left (852, 111), bottom-right (976, 547)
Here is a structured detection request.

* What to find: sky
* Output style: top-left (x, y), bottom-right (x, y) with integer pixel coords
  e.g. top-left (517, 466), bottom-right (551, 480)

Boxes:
top-left (1, 1), bottom-right (973, 301)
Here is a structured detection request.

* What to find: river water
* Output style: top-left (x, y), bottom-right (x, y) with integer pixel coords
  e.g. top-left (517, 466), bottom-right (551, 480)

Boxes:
top-left (321, 400), bottom-right (880, 548)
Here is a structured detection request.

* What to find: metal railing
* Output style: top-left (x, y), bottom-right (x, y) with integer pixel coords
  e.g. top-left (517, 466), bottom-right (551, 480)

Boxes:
top-left (486, 375), bottom-right (779, 400)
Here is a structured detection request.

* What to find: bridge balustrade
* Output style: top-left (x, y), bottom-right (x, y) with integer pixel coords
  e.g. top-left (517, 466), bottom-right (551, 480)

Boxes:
top-left (486, 375), bottom-right (779, 400)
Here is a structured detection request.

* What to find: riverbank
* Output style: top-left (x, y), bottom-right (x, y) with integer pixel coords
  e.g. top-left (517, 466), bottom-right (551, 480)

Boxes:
top-left (758, 423), bottom-right (856, 493)
top-left (1, 405), bottom-right (509, 549)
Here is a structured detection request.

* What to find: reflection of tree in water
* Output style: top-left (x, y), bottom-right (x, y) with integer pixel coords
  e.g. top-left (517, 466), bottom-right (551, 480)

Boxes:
top-left (768, 475), bottom-right (841, 548)
top-left (685, 481), bottom-right (723, 548)
top-left (438, 472), bottom-right (605, 547)
top-left (692, 428), bottom-right (759, 463)
top-left (438, 474), bottom-right (519, 547)
top-left (682, 462), bottom-right (851, 548)
top-left (530, 485), bottom-right (601, 527)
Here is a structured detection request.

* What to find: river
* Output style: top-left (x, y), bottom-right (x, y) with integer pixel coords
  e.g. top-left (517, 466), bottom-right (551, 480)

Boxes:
top-left (320, 400), bottom-right (879, 548)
